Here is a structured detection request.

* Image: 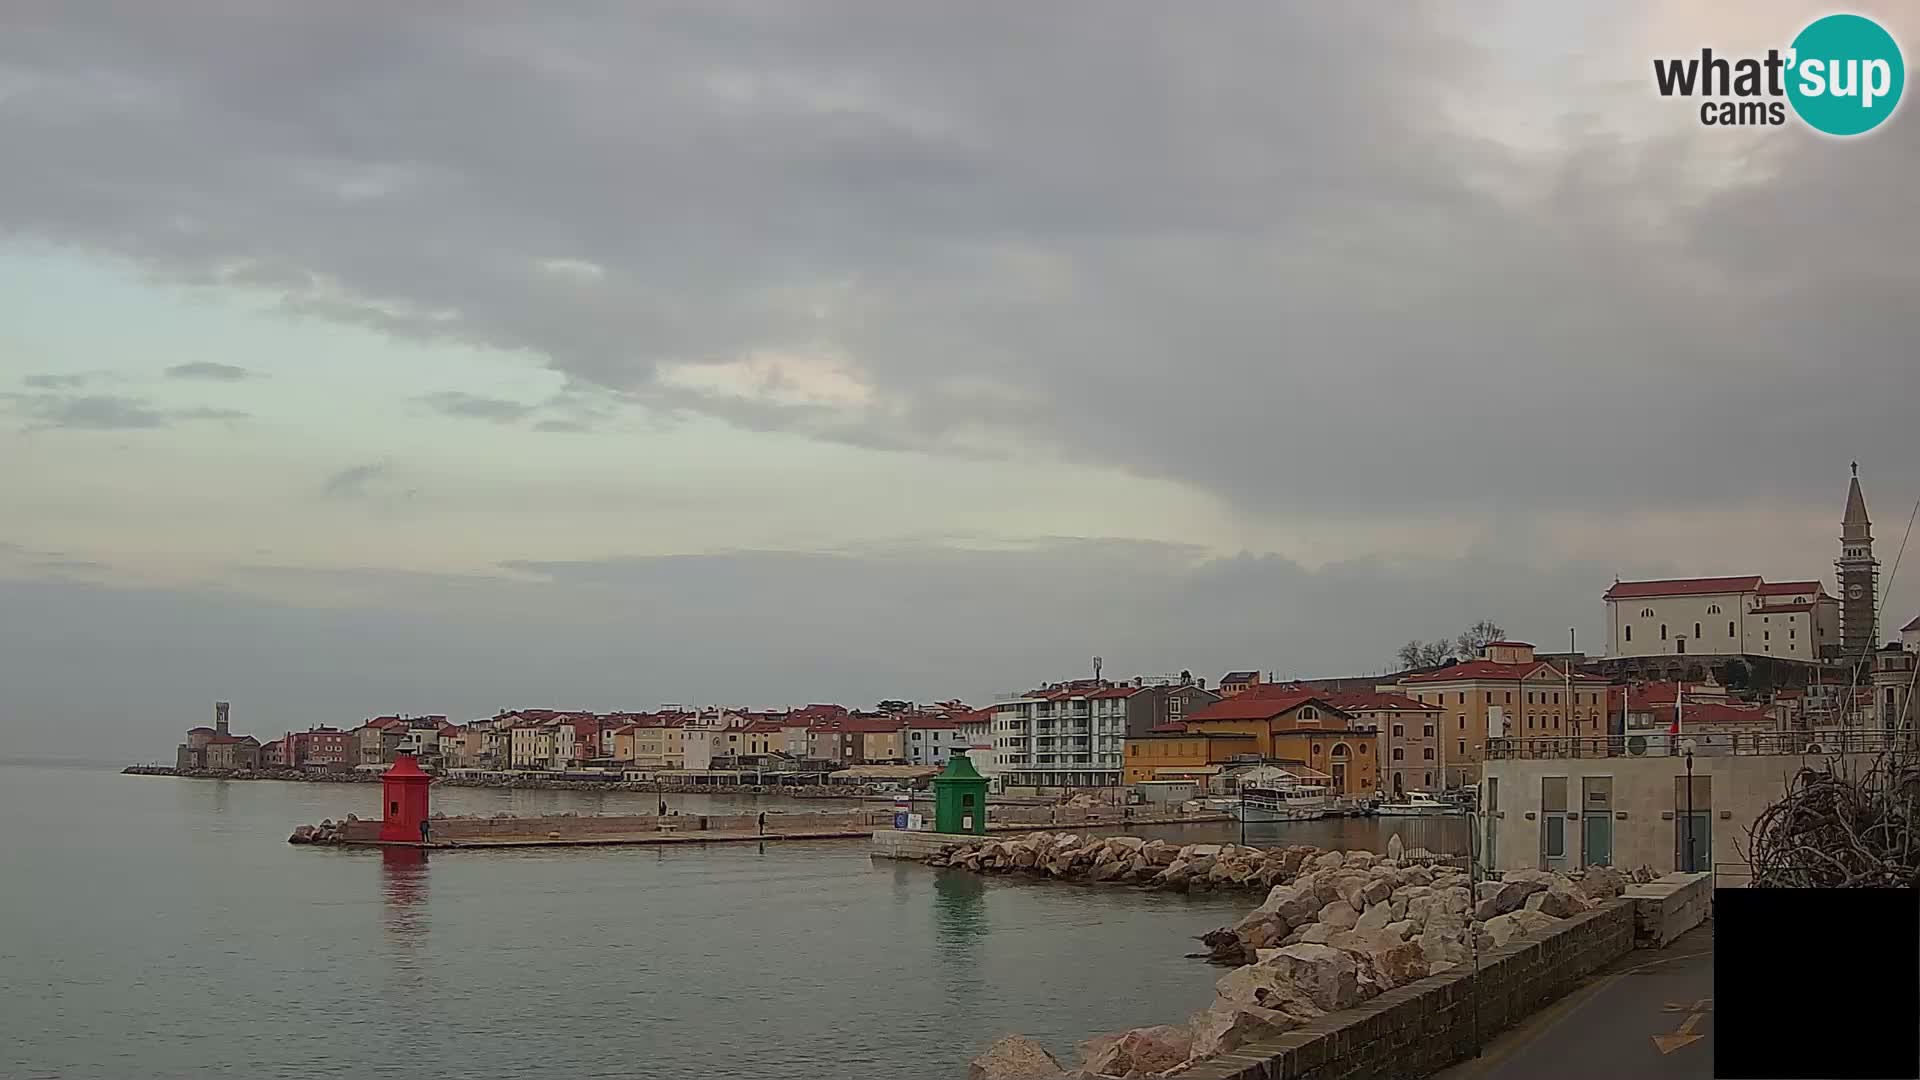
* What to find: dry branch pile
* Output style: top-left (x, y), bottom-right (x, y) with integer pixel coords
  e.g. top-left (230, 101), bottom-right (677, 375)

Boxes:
top-left (1747, 754), bottom-right (1920, 888)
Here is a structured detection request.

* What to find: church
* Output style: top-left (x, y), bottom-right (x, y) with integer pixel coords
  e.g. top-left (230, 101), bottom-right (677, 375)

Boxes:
top-left (1601, 466), bottom-right (1879, 668)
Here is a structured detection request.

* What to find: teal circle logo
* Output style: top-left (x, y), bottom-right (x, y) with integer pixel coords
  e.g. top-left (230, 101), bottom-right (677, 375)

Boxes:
top-left (1786, 14), bottom-right (1905, 136)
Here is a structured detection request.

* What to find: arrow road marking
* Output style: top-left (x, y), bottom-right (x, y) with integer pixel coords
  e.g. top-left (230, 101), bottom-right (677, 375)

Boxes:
top-left (1661, 998), bottom-right (1712, 1012)
top-left (1654, 1010), bottom-right (1706, 1054)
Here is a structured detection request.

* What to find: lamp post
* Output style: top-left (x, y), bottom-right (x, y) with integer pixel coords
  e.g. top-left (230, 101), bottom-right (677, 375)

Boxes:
top-left (1681, 738), bottom-right (1698, 872)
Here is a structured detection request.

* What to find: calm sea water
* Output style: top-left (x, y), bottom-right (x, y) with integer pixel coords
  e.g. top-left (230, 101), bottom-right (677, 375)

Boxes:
top-left (3, 763), bottom-right (1317, 1080)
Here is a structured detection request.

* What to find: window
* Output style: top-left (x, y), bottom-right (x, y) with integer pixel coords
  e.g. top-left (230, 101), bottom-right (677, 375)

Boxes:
top-left (1694, 622), bottom-right (1701, 639)
top-left (1392, 723), bottom-right (1405, 737)
top-left (1505, 691), bottom-right (1512, 704)
top-left (1426, 723), bottom-right (1437, 736)
top-left (1425, 772), bottom-right (1433, 786)
top-left (1707, 604), bottom-right (1721, 615)
top-left (1298, 706), bottom-right (1319, 721)
top-left (1392, 748), bottom-right (1405, 761)
top-left (1359, 744), bottom-right (1369, 755)
top-left (1553, 692), bottom-right (1560, 705)
top-left (1729, 621), bottom-right (1736, 637)
top-left (1457, 692), bottom-right (1465, 705)
top-left (1764, 631), bottom-right (1770, 642)
top-left (1528, 716), bottom-right (1535, 729)
top-left (1660, 624), bottom-right (1668, 640)
top-left (1790, 628), bottom-right (1796, 640)
top-left (1642, 607), bottom-right (1655, 618)
top-left (1457, 716), bottom-right (1465, 730)
top-left (1457, 740), bottom-right (1467, 756)
top-left (1625, 626), bottom-right (1632, 642)
top-left (1423, 748), bottom-right (1435, 760)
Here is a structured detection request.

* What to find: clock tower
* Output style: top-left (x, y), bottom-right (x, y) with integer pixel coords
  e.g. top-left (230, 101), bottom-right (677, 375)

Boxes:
top-left (1837, 462), bottom-right (1878, 659)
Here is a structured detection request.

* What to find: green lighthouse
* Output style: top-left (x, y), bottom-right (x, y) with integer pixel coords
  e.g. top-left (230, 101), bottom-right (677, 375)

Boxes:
top-left (931, 751), bottom-right (989, 835)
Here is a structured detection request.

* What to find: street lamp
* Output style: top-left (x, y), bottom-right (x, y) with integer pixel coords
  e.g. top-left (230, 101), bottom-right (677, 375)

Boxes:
top-left (1681, 738), bottom-right (1698, 872)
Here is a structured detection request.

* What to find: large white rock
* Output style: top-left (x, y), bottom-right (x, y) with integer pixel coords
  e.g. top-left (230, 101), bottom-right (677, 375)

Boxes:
top-left (1310, 849), bottom-right (1346, 871)
top-left (1259, 943), bottom-right (1367, 1012)
top-left (1354, 900), bottom-right (1394, 935)
top-left (1317, 900), bottom-right (1359, 931)
top-left (968, 1035), bottom-right (1066, 1080)
top-left (1080, 1024), bottom-right (1192, 1078)
top-left (1525, 884), bottom-right (1591, 918)
top-left (1188, 1005), bottom-right (1295, 1062)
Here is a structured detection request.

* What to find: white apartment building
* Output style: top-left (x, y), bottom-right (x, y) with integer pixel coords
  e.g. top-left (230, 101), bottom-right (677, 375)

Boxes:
top-left (903, 719), bottom-right (963, 766)
top-left (1604, 576), bottom-right (1837, 661)
top-left (990, 682), bottom-right (1132, 789)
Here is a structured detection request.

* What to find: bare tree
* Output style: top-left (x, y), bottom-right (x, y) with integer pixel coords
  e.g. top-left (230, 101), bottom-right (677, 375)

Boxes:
top-left (1397, 639), bottom-right (1456, 670)
top-left (1454, 619), bottom-right (1506, 660)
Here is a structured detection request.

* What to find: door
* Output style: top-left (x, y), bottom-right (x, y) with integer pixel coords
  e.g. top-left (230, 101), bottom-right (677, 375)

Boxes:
top-left (1581, 776), bottom-right (1613, 867)
top-left (1540, 776), bottom-right (1570, 872)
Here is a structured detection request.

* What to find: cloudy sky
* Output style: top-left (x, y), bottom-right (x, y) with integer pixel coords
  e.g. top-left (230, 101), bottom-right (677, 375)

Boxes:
top-left (4, 3), bottom-right (1916, 757)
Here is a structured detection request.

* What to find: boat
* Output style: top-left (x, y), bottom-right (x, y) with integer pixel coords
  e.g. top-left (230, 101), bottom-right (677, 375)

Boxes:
top-left (1375, 791), bottom-right (1459, 817)
top-left (1228, 783), bottom-right (1333, 822)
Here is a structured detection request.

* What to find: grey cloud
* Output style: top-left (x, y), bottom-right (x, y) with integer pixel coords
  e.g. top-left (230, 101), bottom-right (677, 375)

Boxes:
top-left (0, 5), bottom-right (1913, 517)
top-left (164, 361), bottom-right (254, 381)
top-left (417, 391), bottom-right (535, 423)
top-left (321, 461), bottom-right (387, 499)
top-left (1, 392), bottom-right (249, 430)
top-left (22, 374), bottom-right (90, 389)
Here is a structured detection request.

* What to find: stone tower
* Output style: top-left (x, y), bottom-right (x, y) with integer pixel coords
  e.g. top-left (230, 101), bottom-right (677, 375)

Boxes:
top-left (1837, 463), bottom-right (1878, 658)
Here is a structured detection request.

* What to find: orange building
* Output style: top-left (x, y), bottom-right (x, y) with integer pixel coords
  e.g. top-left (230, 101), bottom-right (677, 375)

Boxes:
top-left (1122, 728), bottom-right (1258, 785)
top-left (1172, 687), bottom-right (1380, 795)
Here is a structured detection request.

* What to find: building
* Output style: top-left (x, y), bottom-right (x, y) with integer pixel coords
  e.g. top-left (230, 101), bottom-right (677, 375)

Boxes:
top-left (1838, 465), bottom-right (1879, 657)
top-left (989, 681), bottom-right (1134, 789)
top-left (1397, 642), bottom-right (1610, 788)
top-left (903, 716), bottom-right (962, 766)
top-left (1604, 576), bottom-right (1838, 661)
top-left (1320, 691), bottom-right (1444, 795)
top-left (1869, 644), bottom-right (1916, 737)
top-left (1903, 615), bottom-right (1920, 654)
top-left (1218, 671), bottom-right (1264, 697)
top-left (1123, 680), bottom-right (1222, 738)
top-left (285, 726), bottom-right (352, 768)
top-left (1479, 731), bottom-right (1896, 878)
top-left (1174, 686), bottom-right (1378, 796)
top-left (355, 716), bottom-right (408, 766)
top-left (1122, 726), bottom-right (1259, 786)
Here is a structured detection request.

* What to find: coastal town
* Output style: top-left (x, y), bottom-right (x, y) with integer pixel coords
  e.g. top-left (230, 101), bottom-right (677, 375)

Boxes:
top-left (151, 468), bottom-right (1918, 879)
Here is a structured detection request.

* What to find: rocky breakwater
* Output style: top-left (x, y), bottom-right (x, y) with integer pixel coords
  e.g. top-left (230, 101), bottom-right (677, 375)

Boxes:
top-left (928, 833), bottom-right (1335, 894)
top-left (287, 816), bottom-right (360, 844)
top-left (967, 854), bottom-right (1644, 1079)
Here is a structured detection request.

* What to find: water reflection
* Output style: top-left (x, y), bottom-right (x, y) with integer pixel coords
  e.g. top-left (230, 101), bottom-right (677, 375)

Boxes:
top-left (931, 869), bottom-right (988, 1017)
top-left (381, 847), bottom-right (430, 931)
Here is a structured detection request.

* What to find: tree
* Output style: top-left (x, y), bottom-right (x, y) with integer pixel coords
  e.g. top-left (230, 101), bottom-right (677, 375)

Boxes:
top-left (1454, 619), bottom-right (1506, 661)
top-left (1397, 639), bottom-right (1457, 671)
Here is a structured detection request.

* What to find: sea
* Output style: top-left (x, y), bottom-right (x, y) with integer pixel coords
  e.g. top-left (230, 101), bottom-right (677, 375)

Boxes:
top-left (0, 760), bottom-right (1459, 1079)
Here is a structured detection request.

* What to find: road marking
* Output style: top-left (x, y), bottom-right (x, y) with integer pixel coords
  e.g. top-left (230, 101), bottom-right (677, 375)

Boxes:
top-left (1654, 1010), bottom-right (1707, 1054)
top-left (1661, 998), bottom-right (1712, 1012)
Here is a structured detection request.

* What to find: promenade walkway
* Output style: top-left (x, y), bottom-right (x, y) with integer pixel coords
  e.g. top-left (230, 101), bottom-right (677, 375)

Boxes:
top-left (1435, 920), bottom-right (1714, 1080)
top-left (351, 812), bottom-right (1229, 849)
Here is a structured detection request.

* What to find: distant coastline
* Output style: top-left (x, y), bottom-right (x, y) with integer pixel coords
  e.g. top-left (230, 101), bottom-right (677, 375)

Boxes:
top-left (120, 764), bottom-right (893, 797)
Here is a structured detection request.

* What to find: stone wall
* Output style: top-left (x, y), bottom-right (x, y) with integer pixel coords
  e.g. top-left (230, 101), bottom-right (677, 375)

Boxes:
top-left (1180, 901), bottom-right (1638, 1080)
top-left (315, 810), bottom-right (887, 844)
top-left (1623, 871), bottom-right (1712, 948)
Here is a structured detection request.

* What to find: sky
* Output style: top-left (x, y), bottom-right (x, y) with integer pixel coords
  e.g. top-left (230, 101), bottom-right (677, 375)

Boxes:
top-left (3, 2), bottom-right (1917, 758)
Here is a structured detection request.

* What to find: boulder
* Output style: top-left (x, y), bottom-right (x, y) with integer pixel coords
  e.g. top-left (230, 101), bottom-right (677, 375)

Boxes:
top-left (288, 824), bottom-right (315, 844)
top-left (1144, 841), bottom-right (1178, 867)
top-left (1297, 922), bottom-right (1334, 944)
top-left (1401, 865), bottom-right (1434, 888)
top-left (1359, 877), bottom-right (1394, 907)
top-left (1472, 880), bottom-right (1539, 921)
top-left (1370, 940), bottom-right (1431, 988)
top-left (1259, 943), bottom-right (1366, 1012)
top-left (1483, 911), bottom-right (1558, 948)
top-left (1310, 849), bottom-right (1346, 872)
top-left (1354, 901), bottom-right (1393, 935)
top-left (1214, 963), bottom-right (1326, 1018)
top-left (1012, 848), bottom-right (1039, 870)
top-left (1382, 919), bottom-right (1415, 942)
top-left (1437, 886), bottom-right (1472, 916)
top-left (1575, 866), bottom-right (1627, 900)
top-left (1081, 1024), bottom-right (1192, 1078)
top-left (1525, 885), bottom-right (1590, 918)
top-left (968, 1035), bottom-right (1066, 1080)
top-left (1317, 900), bottom-right (1359, 931)
top-left (1511, 909), bottom-right (1562, 935)
top-left (1107, 835), bottom-right (1147, 853)
top-left (1237, 916), bottom-right (1287, 951)
top-left (1088, 858), bottom-right (1125, 883)
top-left (1344, 851), bottom-right (1377, 871)
top-left (1188, 1005), bottom-right (1296, 1061)
top-left (1313, 869), bottom-right (1369, 908)
top-left (1188, 844), bottom-right (1223, 859)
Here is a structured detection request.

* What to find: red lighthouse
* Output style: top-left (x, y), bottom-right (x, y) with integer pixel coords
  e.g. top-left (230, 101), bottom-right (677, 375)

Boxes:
top-left (378, 754), bottom-right (433, 843)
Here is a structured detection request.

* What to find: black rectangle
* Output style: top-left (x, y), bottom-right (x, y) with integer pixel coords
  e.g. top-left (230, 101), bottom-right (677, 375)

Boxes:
top-left (1715, 888), bottom-right (1919, 1079)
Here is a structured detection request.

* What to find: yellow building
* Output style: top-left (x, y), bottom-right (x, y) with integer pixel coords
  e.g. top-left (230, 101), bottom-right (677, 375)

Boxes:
top-left (629, 722), bottom-right (685, 769)
top-left (1397, 641), bottom-right (1610, 787)
top-left (1174, 688), bottom-right (1380, 795)
top-left (1122, 730), bottom-right (1258, 784)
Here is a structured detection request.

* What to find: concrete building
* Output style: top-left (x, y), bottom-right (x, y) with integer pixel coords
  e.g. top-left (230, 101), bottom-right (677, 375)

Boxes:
top-left (1397, 642), bottom-right (1610, 788)
top-left (1321, 691), bottom-right (1444, 795)
top-left (1174, 687), bottom-right (1379, 796)
top-left (1869, 644), bottom-right (1917, 736)
top-left (903, 717), bottom-right (962, 766)
top-left (1123, 680), bottom-right (1222, 738)
top-left (285, 726), bottom-right (352, 768)
top-left (990, 681), bottom-right (1133, 789)
top-left (355, 716), bottom-right (408, 766)
top-left (1218, 671), bottom-right (1264, 697)
top-left (1479, 734), bottom-right (1897, 879)
top-left (1604, 576), bottom-right (1838, 661)
top-left (1123, 727), bottom-right (1258, 786)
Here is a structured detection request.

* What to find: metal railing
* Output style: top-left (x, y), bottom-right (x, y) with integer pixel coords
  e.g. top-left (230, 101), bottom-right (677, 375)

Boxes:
top-left (1486, 730), bottom-right (1908, 760)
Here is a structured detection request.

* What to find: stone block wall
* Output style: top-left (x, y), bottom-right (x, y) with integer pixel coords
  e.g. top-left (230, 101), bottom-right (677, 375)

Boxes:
top-left (1624, 872), bottom-right (1712, 948)
top-left (1183, 901), bottom-right (1638, 1080)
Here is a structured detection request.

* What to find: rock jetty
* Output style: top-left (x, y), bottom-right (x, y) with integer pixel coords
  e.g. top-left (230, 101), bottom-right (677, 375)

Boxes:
top-left (969, 851), bottom-right (1651, 1078)
top-left (924, 833), bottom-right (1437, 896)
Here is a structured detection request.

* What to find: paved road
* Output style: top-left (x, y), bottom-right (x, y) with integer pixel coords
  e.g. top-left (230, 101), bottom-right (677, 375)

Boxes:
top-left (1435, 921), bottom-right (1715, 1080)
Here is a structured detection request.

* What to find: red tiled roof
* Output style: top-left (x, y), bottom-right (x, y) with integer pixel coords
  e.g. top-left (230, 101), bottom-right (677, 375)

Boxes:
top-left (1087, 686), bottom-right (1143, 699)
top-left (743, 720), bottom-right (786, 734)
top-left (1146, 721), bottom-right (1187, 733)
top-left (1183, 688), bottom-right (1333, 722)
top-left (902, 717), bottom-right (960, 729)
top-left (1404, 660), bottom-right (1607, 684)
top-left (1604, 576), bottom-right (1762, 600)
top-left (1757, 581), bottom-right (1825, 597)
top-left (839, 717), bottom-right (906, 734)
top-left (1320, 691), bottom-right (1440, 713)
top-left (1639, 701), bottom-right (1771, 725)
top-left (1483, 641), bottom-right (1534, 649)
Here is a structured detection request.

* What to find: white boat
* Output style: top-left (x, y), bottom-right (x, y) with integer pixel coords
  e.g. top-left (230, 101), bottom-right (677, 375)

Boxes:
top-left (1375, 792), bottom-right (1459, 817)
top-left (1228, 784), bottom-right (1332, 822)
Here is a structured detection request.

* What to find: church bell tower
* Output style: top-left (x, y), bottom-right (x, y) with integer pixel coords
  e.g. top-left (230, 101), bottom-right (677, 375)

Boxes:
top-left (1838, 463), bottom-right (1879, 658)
